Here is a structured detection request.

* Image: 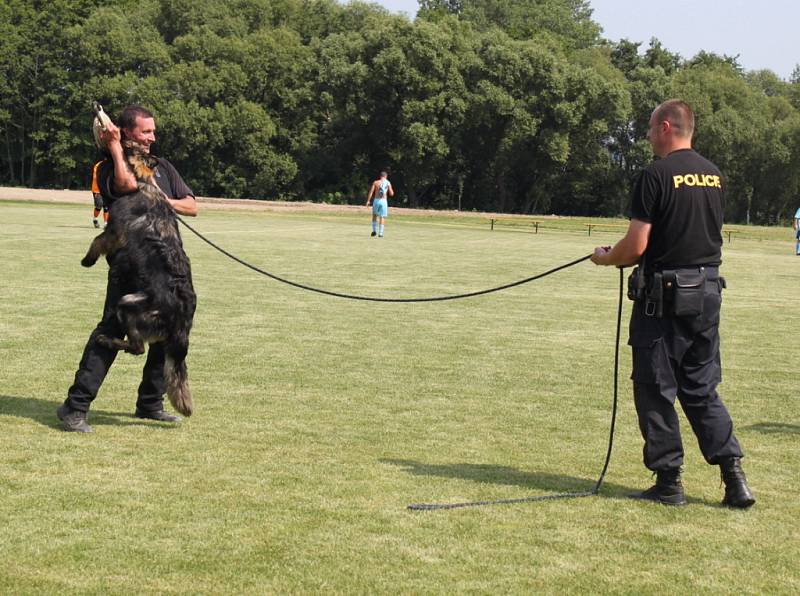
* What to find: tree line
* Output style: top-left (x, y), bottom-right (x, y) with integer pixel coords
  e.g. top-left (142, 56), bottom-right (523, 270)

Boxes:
top-left (2, 0), bottom-right (799, 223)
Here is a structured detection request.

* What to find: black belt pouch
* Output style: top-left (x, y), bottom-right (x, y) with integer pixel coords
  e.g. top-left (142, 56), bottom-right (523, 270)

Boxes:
top-left (668, 270), bottom-right (705, 317)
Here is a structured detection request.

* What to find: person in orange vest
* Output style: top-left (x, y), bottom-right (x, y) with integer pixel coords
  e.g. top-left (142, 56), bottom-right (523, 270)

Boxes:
top-left (91, 159), bottom-right (108, 228)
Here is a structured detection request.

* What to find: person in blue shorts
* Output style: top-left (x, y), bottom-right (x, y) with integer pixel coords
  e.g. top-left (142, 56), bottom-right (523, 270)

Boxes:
top-left (794, 206), bottom-right (800, 255)
top-left (366, 171), bottom-right (393, 237)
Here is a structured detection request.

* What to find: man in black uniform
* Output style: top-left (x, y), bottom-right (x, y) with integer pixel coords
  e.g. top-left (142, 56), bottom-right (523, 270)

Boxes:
top-left (58, 105), bottom-right (198, 433)
top-left (591, 99), bottom-right (754, 508)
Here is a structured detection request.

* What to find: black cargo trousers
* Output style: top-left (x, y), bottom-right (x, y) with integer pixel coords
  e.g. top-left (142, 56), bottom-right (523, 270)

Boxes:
top-left (66, 249), bottom-right (167, 414)
top-left (628, 266), bottom-right (743, 471)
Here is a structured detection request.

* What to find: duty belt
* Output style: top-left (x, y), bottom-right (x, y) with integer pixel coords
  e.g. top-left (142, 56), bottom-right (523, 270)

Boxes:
top-left (628, 265), bottom-right (724, 318)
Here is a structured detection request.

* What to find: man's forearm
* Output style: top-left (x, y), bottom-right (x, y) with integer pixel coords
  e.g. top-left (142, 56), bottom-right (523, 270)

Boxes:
top-left (169, 196), bottom-right (198, 217)
top-left (109, 144), bottom-right (137, 194)
top-left (593, 243), bottom-right (643, 267)
top-left (591, 219), bottom-right (651, 267)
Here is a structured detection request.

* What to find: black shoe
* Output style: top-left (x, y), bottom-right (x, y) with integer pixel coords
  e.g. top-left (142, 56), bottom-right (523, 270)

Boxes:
top-left (629, 470), bottom-right (687, 506)
top-left (720, 457), bottom-right (755, 508)
top-left (370, 231), bottom-right (377, 237)
top-left (57, 403), bottom-right (93, 433)
top-left (135, 409), bottom-right (181, 423)
top-left (93, 219), bottom-right (100, 228)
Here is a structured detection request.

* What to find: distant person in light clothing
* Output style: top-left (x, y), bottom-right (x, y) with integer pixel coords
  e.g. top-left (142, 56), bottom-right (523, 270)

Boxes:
top-left (793, 206), bottom-right (800, 255)
top-left (366, 171), bottom-right (393, 237)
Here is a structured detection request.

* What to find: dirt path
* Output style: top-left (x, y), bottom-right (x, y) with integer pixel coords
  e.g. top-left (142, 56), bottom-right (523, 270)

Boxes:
top-left (0, 186), bottom-right (491, 218)
top-left (0, 185), bottom-right (541, 221)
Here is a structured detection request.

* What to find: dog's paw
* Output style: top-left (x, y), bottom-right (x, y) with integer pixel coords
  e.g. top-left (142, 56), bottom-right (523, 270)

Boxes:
top-left (81, 256), bottom-right (97, 268)
top-left (125, 344), bottom-right (146, 356)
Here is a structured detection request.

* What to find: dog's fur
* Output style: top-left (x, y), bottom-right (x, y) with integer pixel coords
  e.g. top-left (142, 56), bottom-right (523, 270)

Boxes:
top-left (82, 141), bottom-right (196, 416)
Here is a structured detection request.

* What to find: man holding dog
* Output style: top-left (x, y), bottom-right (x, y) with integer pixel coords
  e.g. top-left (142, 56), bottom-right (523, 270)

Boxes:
top-left (59, 105), bottom-right (197, 433)
top-left (591, 99), bottom-right (755, 508)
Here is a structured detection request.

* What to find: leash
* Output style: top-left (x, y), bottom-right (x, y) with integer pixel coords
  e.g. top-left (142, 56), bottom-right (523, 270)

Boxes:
top-left (177, 216), bottom-right (591, 302)
top-left (176, 215), bottom-right (623, 509)
top-left (407, 266), bottom-right (624, 510)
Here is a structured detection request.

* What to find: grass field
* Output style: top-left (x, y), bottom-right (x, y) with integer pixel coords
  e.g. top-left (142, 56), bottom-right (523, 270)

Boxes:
top-left (1, 200), bottom-right (798, 594)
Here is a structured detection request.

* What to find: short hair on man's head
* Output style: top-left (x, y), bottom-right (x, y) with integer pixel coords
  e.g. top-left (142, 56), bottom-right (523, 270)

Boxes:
top-left (118, 105), bottom-right (154, 132)
top-left (380, 171), bottom-right (388, 178)
top-left (653, 99), bottom-right (694, 138)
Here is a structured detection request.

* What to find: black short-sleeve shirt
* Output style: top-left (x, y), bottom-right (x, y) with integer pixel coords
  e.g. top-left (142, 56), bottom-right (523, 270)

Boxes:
top-left (631, 148), bottom-right (724, 270)
top-left (97, 156), bottom-right (194, 209)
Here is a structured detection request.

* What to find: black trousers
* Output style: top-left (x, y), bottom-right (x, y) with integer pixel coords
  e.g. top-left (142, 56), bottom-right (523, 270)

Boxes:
top-left (628, 267), bottom-right (743, 471)
top-left (66, 252), bottom-right (166, 413)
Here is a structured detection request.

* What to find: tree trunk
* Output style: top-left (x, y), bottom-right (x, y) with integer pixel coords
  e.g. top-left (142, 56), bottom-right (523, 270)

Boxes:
top-left (495, 171), bottom-right (507, 212)
top-left (521, 195), bottom-right (536, 215)
top-left (407, 177), bottom-right (418, 208)
top-left (4, 127), bottom-right (16, 184)
top-left (20, 122), bottom-right (25, 186)
top-left (28, 111), bottom-right (37, 187)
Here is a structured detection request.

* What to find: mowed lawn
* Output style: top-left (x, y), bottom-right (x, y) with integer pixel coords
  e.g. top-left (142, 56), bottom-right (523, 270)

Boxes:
top-left (1, 200), bottom-right (797, 594)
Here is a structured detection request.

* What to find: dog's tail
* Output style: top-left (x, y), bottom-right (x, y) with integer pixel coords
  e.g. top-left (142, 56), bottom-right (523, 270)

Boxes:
top-left (164, 346), bottom-right (193, 417)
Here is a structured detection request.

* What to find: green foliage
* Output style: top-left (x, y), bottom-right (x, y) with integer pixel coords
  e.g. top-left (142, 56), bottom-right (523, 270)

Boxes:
top-left (419, 0), bottom-right (601, 50)
top-left (670, 62), bottom-right (800, 223)
top-left (0, 0), bottom-right (798, 222)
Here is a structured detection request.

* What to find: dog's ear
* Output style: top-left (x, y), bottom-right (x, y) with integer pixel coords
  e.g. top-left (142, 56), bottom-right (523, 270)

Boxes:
top-left (122, 139), bottom-right (144, 155)
top-left (131, 159), bottom-right (155, 181)
top-left (122, 141), bottom-right (159, 181)
top-left (143, 154), bottom-right (159, 169)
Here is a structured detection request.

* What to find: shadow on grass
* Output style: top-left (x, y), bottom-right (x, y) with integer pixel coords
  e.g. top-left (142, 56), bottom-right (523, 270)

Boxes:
top-left (742, 422), bottom-right (800, 434)
top-left (382, 458), bottom-right (634, 498)
top-left (382, 458), bottom-right (722, 507)
top-left (0, 394), bottom-right (176, 430)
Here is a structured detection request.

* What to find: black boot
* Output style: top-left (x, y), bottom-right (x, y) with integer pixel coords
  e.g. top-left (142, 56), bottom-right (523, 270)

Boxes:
top-left (630, 469), bottom-right (687, 506)
top-left (57, 402), bottom-right (93, 433)
top-left (720, 457), bottom-right (755, 509)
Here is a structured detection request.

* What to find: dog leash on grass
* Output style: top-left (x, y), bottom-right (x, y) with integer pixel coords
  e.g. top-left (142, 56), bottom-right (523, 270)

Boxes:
top-left (407, 267), bottom-right (624, 510)
top-left (176, 215), bottom-right (623, 509)
top-left (176, 216), bottom-right (591, 302)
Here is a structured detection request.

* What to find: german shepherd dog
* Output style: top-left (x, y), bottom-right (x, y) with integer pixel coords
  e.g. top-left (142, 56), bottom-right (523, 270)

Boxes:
top-left (82, 141), bottom-right (196, 416)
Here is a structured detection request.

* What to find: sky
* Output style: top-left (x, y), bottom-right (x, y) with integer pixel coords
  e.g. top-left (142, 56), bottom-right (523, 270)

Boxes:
top-left (372, 0), bottom-right (799, 80)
